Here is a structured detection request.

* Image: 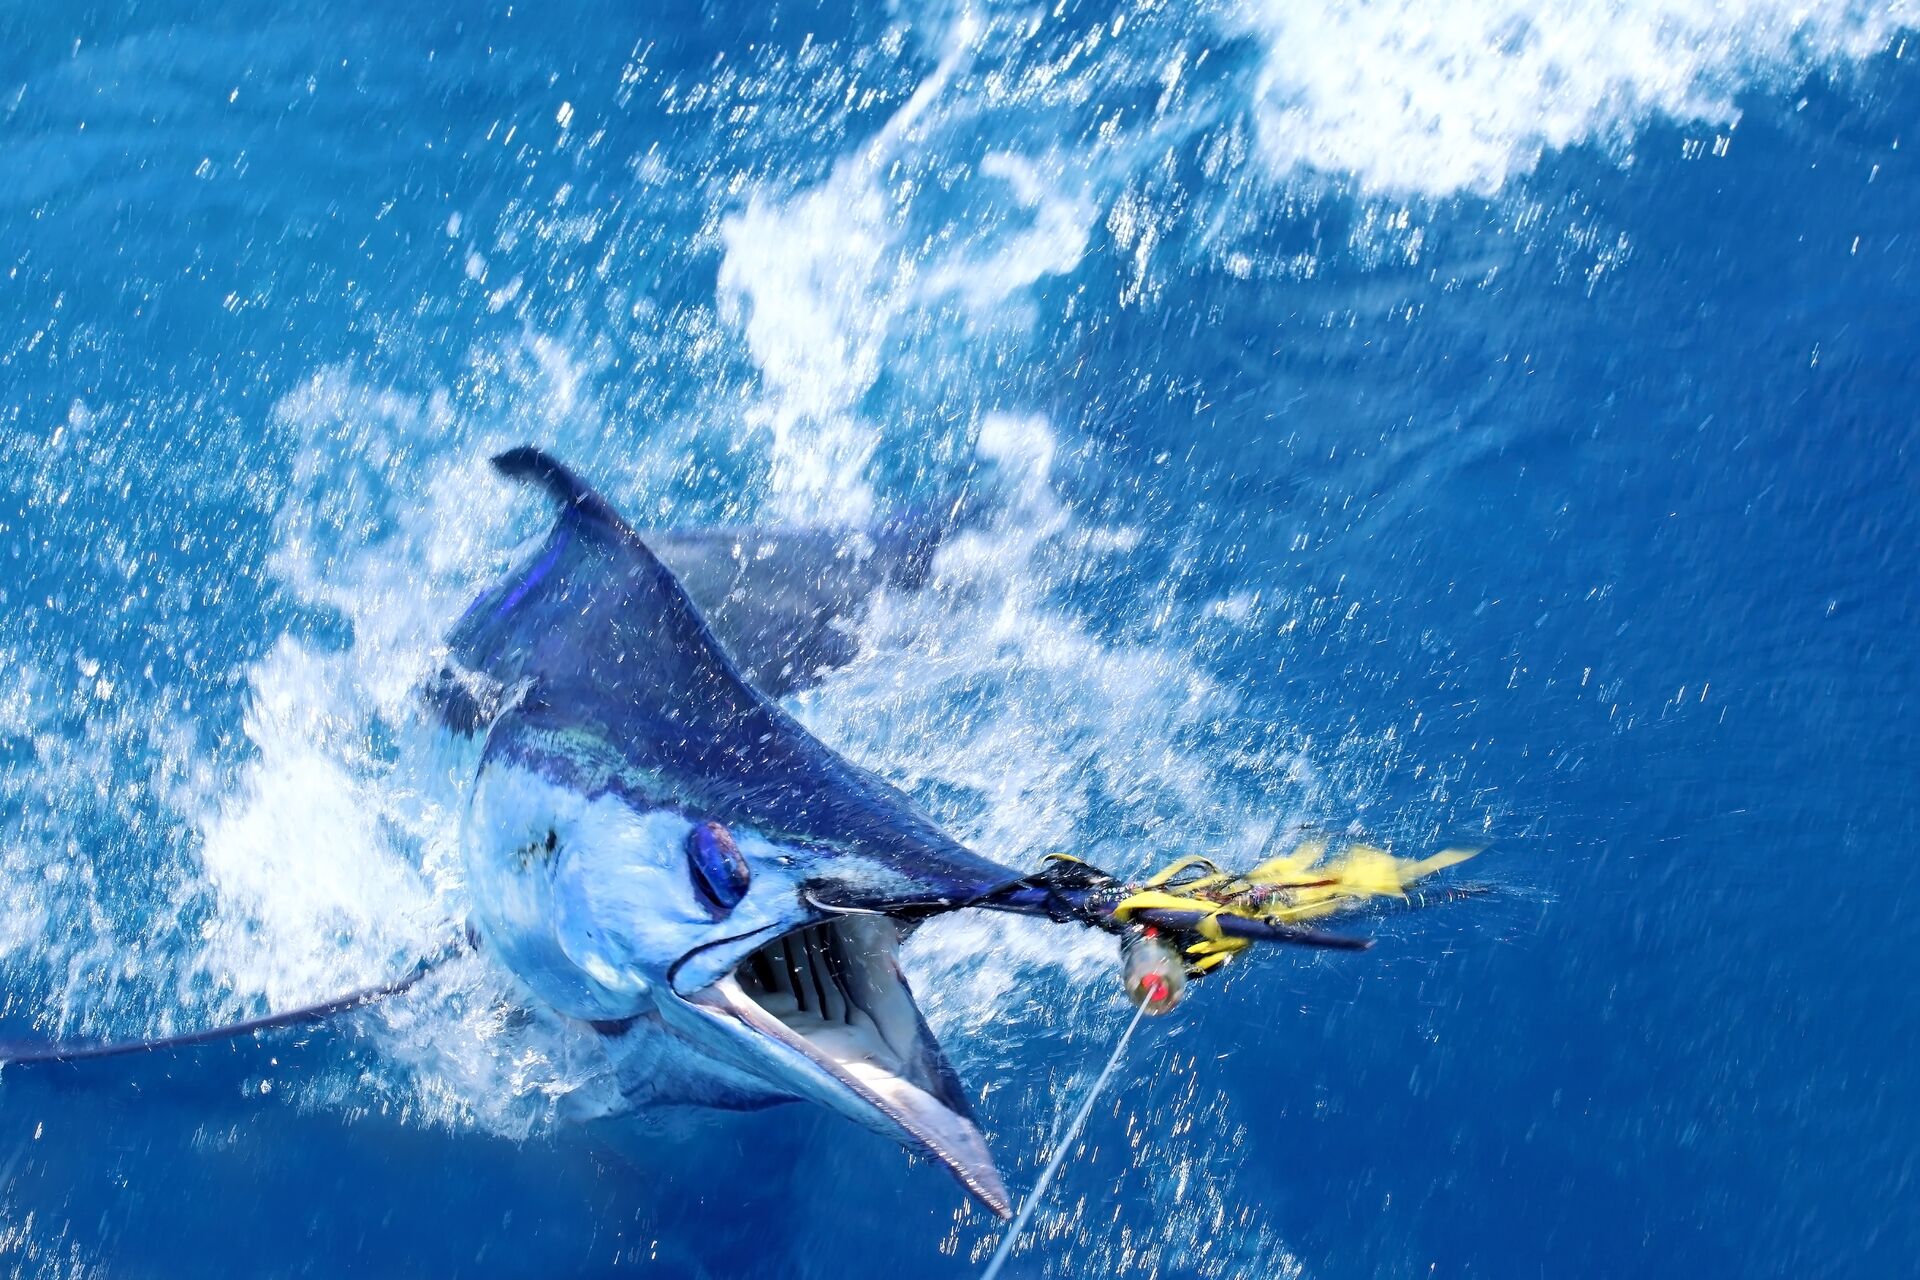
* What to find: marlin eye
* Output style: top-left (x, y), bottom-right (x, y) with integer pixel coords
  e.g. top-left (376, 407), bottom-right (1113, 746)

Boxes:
top-left (686, 821), bottom-right (749, 913)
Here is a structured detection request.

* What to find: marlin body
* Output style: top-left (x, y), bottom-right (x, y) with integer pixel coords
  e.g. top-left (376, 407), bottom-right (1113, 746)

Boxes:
top-left (423, 448), bottom-right (1021, 1216)
top-left (0, 447), bottom-right (1485, 1217)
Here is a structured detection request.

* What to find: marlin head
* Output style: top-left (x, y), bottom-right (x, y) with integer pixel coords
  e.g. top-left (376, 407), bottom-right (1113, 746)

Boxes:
top-left (443, 447), bottom-right (1018, 1217)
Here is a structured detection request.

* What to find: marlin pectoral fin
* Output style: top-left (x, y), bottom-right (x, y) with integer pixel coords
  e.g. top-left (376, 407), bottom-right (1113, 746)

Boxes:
top-left (0, 960), bottom-right (441, 1067)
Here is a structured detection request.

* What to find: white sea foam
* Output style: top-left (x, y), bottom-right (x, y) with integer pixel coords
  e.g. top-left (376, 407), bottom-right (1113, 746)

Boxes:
top-left (171, 355), bottom-right (634, 1136)
top-left (0, 644), bottom-right (211, 1038)
top-left (191, 636), bottom-right (440, 1010)
top-left (714, 28), bottom-right (977, 523)
top-left (0, 656), bottom-right (49, 965)
top-left (787, 414), bottom-right (1273, 1041)
top-left (1222, 0), bottom-right (1915, 194)
top-left (716, 15), bottom-right (1098, 522)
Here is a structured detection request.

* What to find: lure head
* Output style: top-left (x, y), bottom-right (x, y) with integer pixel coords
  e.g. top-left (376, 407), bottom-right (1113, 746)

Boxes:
top-left (1119, 929), bottom-right (1188, 1014)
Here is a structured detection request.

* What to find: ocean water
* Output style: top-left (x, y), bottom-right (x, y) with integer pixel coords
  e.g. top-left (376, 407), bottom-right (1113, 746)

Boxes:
top-left (1, 1), bottom-right (1916, 1276)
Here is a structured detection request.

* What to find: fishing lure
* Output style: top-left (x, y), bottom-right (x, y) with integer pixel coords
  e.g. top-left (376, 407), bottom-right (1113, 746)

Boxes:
top-left (975, 837), bottom-right (1485, 1013)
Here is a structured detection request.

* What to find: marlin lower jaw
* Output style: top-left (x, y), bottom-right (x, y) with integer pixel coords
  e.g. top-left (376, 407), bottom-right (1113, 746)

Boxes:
top-left (667, 916), bottom-right (1011, 1219)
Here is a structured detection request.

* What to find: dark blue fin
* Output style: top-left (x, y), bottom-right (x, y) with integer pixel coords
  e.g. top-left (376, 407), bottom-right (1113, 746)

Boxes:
top-left (426, 450), bottom-right (957, 719)
top-left (436, 447), bottom-right (1018, 911)
top-left (439, 447), bottom-right (746, 707)
top-left (492, 444), bottom-right (635, 530)
top-left (0, 960), bottom-right (438, 1067)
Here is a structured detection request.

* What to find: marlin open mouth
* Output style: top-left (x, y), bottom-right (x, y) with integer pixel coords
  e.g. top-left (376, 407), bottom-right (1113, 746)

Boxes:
top-left (684, 916), bottom-right (1011, 1218)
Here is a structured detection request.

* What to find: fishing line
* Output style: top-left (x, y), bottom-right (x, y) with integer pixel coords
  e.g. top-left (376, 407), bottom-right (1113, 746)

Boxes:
top-left (980, 1000), bottom-right (1150, 1280)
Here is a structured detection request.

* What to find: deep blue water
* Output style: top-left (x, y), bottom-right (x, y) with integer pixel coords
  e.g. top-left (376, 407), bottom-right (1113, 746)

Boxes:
top-left (2, 2), bottom-right (1917, 1277)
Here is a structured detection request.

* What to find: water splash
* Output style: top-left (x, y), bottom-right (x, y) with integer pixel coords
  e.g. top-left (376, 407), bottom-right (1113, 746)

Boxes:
top-left (1224, 0), bottom-right (1914, 195)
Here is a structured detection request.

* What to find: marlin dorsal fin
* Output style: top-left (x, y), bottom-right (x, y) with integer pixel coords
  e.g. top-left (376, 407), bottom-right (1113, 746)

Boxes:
top-left (439, 447), bottom-right (1018, 911)
top-left (491, 445), bottom-right (639, 540)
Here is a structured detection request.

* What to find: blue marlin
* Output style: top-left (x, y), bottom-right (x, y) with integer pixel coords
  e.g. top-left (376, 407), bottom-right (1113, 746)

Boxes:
top-left (424, 447), bottom-right (1025, 1216)
top-left (0, 447), bottom-right (1478, 1220)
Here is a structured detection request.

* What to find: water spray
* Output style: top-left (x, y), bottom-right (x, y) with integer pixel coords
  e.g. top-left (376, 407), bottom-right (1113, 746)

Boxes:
top-left (979, 1001), bottom-right (1151, 1280)
top-left (961, 836), bottom-right (1486, 1274)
